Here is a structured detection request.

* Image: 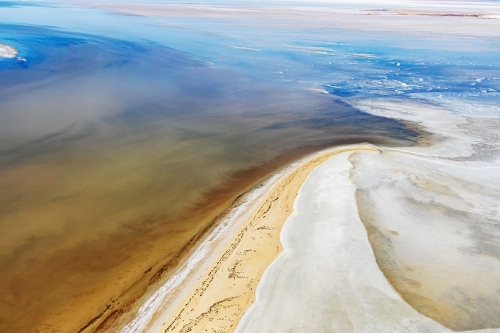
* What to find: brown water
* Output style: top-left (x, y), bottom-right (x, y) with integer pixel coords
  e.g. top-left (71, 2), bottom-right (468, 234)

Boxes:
top-left (0, 28), bottom-right (418, 333)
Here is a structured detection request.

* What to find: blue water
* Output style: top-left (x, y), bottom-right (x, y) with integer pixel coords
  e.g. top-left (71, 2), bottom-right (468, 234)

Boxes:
top-left (1, 2), bottom-right (500, 333)
top-left (2, 2), bottom-right (499, 107)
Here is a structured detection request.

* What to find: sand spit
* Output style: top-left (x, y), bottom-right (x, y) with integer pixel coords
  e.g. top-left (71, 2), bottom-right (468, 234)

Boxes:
top-left (117, 98), bottom-right (500, 333)
top-left (116, 150), bottom-right (327, 333)
top-left (0, 42), bottom-right (17, 58)
top-left (140, 146), bottom-right (377, 333)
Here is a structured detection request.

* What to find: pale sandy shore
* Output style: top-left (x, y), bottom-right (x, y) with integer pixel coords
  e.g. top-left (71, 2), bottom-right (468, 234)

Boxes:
top-left (119, 145), bottom-right (377, 333)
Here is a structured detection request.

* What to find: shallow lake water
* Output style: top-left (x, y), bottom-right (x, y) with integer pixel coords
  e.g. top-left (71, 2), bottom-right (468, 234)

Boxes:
top-left (1, 1), bottom-right (499, 332)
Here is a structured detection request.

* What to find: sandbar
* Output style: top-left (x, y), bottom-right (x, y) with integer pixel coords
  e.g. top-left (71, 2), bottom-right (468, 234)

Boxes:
top-left (136, 146), bottom-right (378, 333)
top-left (141, 98), bottom-right (500, 333)
top-left (0, 42), bottom-right (17, 58)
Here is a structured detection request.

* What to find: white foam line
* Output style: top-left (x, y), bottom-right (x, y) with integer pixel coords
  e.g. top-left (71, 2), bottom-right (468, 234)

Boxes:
top-left (225, 45), bottom-right (261, 51)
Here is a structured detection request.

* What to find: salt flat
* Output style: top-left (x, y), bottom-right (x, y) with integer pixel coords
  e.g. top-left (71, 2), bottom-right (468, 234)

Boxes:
top-left (237, 149), bottom-right (448, 333)
top-left (236, 98), bottom-right (500, 332)
top-left (351, 149), bottom-right (500, 331)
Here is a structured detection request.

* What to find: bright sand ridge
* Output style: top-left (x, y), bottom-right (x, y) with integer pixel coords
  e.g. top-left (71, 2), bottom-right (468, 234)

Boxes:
top-left (159, 146), bottom-right (378, 333)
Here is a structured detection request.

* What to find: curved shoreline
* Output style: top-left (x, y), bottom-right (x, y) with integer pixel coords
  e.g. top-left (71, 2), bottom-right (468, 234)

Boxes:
top-left (233, 99), bottom-right (500, 332)
top-left (237, 147), bottom-right (500, 333)
top-left (160, 145), bottom-right (379, 333)
top-left (123, 145), bottom-right (378, 333)
top-left (127, 98), bottom-right (500, 333)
